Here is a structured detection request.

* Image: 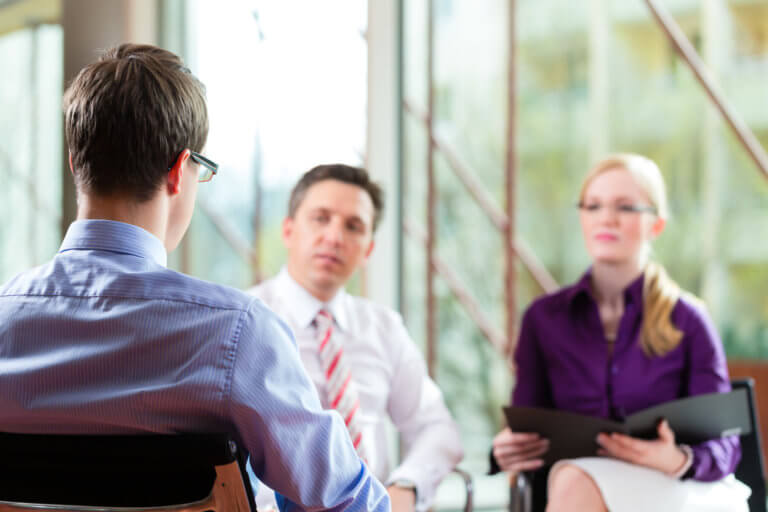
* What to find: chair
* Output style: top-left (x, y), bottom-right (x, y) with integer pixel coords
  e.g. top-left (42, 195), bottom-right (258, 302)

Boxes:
top-left (509, 472), bottom-right (532, 512)
top-left (0, 432), bottom-right (256, 512)
top-left (509, 379), bottom-right (767, 512)
top-left (450, 467), bottom-right (474, 512)
top-left (732, 378), bottom-right (767, 512)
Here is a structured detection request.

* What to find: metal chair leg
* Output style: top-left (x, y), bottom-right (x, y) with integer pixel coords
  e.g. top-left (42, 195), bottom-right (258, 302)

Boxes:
top-left (508, 472), bottom-right (532, 512)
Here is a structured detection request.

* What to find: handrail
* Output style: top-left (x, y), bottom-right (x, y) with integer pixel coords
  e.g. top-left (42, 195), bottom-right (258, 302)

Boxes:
top-left (197, 199), bottom-right (261, 282)
top-left (0, 146), bottom-right (60, 221)
top-left (504, 0), bottom-right (518, 357)
top-left (426, 0), bottom-right (438, 376)
top-left (404, 219), bottom-right (508, 354)
top-left (644, 0), bottom-right (768, 182)
top-left (403, 100), bottom-right (558, 295)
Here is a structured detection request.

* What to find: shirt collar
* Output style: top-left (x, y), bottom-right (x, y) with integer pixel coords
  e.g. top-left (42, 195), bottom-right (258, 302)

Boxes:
top-left (59, 219), bottom-right (168, 267)
top-left (565, 268), bottom-right (595, 307)
top-left (624, 271), bottom-right (645, 306)
top-left (275, 267), bottom-right (349, 331)
top-left (566, 267), bottom-right (646, 308)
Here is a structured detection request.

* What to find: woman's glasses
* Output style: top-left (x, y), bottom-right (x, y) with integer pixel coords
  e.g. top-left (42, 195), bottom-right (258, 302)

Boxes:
top-left (577, 202), bottom-right (657, 216)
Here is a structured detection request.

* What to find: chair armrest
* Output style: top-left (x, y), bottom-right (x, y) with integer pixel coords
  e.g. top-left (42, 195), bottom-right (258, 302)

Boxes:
top-left (450, 467), bottom-right (473, 512)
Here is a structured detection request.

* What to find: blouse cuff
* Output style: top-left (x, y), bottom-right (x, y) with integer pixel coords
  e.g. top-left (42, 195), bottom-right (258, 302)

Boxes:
top-left (488, 448), bottom-right (501, 475)
top-left (670, 444), bottom-right (694, 479)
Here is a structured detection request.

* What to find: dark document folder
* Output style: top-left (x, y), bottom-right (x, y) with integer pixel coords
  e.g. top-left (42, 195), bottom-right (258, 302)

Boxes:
top-left (503, 389), bottom-right (751, 465)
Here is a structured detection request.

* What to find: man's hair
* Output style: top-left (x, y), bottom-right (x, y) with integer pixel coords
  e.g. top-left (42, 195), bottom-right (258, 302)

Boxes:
top-left (64, 43), bottom-right (208, 202)
top-left (288, 164), bottom-right (385, 230)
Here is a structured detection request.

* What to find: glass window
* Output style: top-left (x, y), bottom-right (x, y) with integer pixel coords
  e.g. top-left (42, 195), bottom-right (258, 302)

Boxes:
top-left (0, 25), bottom-right (63, 283)
top-left (181, 0), bottom-right (368, 289)
top-left (402, 0), bottom-right (768, 507)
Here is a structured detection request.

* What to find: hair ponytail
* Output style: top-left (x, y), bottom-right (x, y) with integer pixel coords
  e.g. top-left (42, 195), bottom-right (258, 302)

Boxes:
top-left (641, 262), bottom-right (684, 357)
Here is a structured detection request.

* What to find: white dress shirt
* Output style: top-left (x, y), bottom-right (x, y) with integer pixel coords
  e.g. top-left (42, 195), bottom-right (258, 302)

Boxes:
top-left (248, 268), bottom-right (463, 511)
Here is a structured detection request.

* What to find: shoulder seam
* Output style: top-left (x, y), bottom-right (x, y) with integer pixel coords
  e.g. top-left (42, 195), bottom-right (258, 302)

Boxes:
top-left (223, 298), bottom-right (258, 411)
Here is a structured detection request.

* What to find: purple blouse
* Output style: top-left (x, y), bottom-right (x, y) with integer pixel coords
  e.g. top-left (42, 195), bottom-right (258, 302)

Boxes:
top-left (512, 270), bottom-right (740, 482)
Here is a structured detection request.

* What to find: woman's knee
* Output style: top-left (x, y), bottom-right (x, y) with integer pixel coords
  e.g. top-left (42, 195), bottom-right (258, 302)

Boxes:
top-left (547, 464), bottom-right (607, 512)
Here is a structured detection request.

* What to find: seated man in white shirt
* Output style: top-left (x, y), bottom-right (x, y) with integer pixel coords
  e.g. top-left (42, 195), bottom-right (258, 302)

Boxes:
top-left (249, 164), bottom-right (463, 512)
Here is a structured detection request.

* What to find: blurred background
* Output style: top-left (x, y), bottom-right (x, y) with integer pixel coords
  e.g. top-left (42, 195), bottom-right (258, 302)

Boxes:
top-left (1, 0), bottom-right (767, 509)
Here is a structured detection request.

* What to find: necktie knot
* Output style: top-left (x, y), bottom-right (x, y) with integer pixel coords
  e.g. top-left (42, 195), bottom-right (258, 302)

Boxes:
top-left (315, 308), bottom-right (334, 335)
top-left (316, 310), bottom-right (334, 352)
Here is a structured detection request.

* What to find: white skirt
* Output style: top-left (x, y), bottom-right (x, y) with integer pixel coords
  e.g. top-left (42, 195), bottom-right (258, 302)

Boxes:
top-left (549, 457), bottom-right (751, 512)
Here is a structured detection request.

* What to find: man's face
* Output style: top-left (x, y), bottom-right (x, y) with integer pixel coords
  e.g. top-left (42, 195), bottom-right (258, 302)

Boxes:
top-left (283, 179), bottom-right (375, 301)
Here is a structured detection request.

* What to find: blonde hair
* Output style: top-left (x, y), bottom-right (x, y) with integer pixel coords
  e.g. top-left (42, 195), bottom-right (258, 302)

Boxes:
top-left (581, 153), bottom-right (684, 357)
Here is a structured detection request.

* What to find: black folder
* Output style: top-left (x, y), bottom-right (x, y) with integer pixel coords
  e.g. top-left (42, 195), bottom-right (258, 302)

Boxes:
top-left (503, 389), bottom-right (751, 466)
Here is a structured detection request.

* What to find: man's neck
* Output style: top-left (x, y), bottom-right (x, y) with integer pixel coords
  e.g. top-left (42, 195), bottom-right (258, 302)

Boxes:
top-left (77, 193), bottom-right (169, 247)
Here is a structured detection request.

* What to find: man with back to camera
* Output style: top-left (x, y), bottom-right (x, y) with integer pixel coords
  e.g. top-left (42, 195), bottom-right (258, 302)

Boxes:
top-left (0, 44), bottom-right (389, 512)
top-left (248, 164), bottom-right (464, 512)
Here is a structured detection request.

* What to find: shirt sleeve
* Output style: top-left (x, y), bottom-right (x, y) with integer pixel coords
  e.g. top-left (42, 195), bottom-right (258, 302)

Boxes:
top-left (384, 313), bottom-right (464, 511)
top-left (227, 300), bottom-right (391, 512)
top-left (512, 305), bottom-right (553, 408)
top-left (681, 301), bottom-right (741, 482)
top-left (488, 305), bottom-right (554, 475)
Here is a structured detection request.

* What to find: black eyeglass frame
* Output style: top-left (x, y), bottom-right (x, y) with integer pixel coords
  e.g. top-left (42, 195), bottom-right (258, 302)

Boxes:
top-left (168, 151), bottom-right (219, 183)
top-left (190, 151), bottom-right (219, 183)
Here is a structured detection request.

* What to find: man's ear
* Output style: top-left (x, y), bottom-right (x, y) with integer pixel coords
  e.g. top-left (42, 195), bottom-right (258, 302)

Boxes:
top-left (363, 239), bottom-right (375, 261)
top-left (68, 152), bottom-right (74, 176)
top-left (281, 217), bottom-right (294, 248)
top-left (167, 150), bottom-right (191, 195)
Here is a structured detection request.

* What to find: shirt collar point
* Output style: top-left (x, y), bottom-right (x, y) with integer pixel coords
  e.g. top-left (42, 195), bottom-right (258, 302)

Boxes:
top-left (566, 269), bottom-right (594, 307)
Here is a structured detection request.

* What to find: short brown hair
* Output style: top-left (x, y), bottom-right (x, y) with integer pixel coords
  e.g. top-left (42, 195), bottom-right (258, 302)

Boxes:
top-left (288, 164), bottom-right (385, 230)
top-left (64, 43), bottom-right (208, 202)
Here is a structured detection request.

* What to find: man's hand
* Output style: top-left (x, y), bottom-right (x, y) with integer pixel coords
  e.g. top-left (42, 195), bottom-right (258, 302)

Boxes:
top-left (387, 485), bottom-right (416, 512)
top-left (596, 419), bottom-right (689, 476)
top-left (492, 427), bottom-right (549, 473)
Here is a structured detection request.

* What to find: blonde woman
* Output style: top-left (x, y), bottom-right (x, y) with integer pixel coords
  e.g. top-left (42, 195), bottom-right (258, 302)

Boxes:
top-left (491, 154), bottom-right (750, 511)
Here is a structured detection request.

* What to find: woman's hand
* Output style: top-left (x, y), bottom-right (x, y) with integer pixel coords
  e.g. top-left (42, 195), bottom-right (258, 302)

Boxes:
top-left (492, 427), bottom-right (549, 473)
top-left (596, 419), bottom-right (689, 476)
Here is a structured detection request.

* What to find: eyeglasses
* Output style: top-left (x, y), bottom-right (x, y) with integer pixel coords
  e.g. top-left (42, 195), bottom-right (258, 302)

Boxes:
top-left (168, 151), bottom-right (219, 183)
top-left (577, 202), bottom-right (657, 216)
top-left (190, 151), bottom-right (219, 183)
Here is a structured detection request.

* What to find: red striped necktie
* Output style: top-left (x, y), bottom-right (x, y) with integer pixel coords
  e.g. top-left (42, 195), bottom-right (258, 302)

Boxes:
top-left (315, 309), bottom-right (368, 461)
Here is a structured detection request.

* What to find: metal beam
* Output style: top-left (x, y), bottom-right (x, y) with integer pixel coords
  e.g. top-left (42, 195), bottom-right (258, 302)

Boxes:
top-left (405, 220), bottom-right (507, 354)
top-left (366, 0), bottom-right (401, 310)
top-left (0, 147), bottom-right (59, 221)
top-left (644, 0), bottom-right (768, 182)
top-left (28, 25), bottom-right (40, 263)
top-left (504, 0), bottom-right (518, 358)
top-left (425, 0), bottom-right (437, 378)
top-left (197, 199), bottom-right (260, 280)
top-left (403, 101), bottom-right (558, 295)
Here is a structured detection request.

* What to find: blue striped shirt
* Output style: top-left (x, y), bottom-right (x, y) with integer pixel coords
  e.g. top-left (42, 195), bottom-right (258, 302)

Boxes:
top-left (0, 219), bottom-right (389, 512)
